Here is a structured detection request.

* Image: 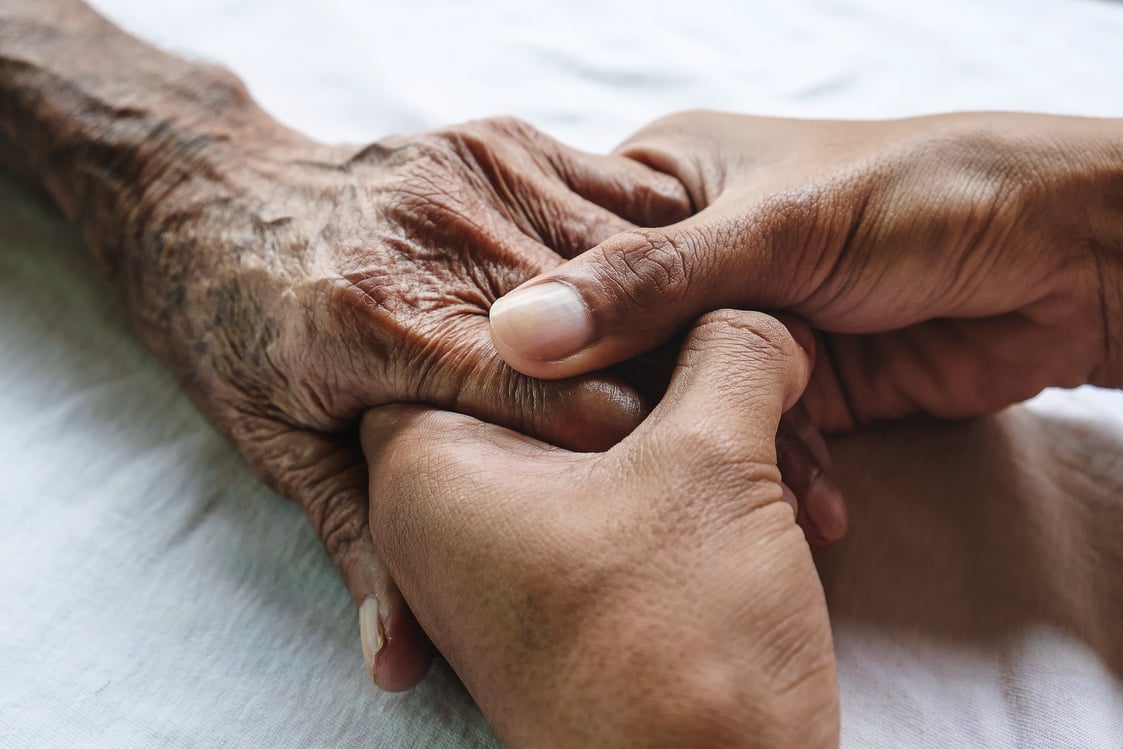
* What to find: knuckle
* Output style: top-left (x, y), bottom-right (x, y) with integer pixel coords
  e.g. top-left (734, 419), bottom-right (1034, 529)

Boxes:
top-left (476, 115), bottom-right (539, 140)
top-left (593, 229), bottom-right (699, 310)
top-left (246, 433), bottom-right (371, 566)
top-left (312, 491), bottom-right (367, 561)
top-left (434, 116), bottom-right (541, 164)
top-left (408, 322), bottom-right (498, 407)
top-left (436, 124), bottom-right (493, 162)
top-left (372, 133), bottom-right (457, 175)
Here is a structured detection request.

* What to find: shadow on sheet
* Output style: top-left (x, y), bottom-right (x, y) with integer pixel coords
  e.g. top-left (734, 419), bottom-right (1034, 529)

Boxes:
top-left (823, 408), bottom-right (1123, 682)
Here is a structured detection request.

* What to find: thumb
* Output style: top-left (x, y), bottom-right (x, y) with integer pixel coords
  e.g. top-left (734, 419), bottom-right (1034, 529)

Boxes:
top-left (633, 309), bottom-right (812, 479)
top-left (488, 220), bottom-right (780, 380)
top-left (601, 311), bottom-right (838, 747)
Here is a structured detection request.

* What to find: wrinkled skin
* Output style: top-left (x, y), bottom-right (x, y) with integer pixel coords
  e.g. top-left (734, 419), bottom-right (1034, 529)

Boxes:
top-left (491, 111), bottom-right (1123, 430)
top-left (364, 311), bottom-right (839, 749)
top-left (129, 113), bottom-right (844, 686)
top-left (125, 114), bottom-right (696, 688)
top-left (1, 0), bottom-right (846, 704)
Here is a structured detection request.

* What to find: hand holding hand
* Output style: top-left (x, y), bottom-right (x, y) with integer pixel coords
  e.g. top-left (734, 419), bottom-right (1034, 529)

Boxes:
top-left (122, 114), bottom-right (691, 689)
top-left (363, 311), bottom-right (839, 748)
top-left (490, 111), bottom-right (1123, 430)
top-left (0, 1), bottom-right (848, 688)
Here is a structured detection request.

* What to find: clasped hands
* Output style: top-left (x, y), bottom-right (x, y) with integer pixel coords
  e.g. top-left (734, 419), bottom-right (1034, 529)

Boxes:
top-left (5, 4), bottom-right (1119, 744)
top-left (133, 102), bottom-right (1120, 748)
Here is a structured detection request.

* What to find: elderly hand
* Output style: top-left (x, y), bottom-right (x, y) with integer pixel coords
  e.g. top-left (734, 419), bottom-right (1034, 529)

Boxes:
top-left (118, 113), bottom-right (693, 689)
top-left (363, 310), bottom-right (839, 748)
top-left (489, 111), bottom-right (1123, 430)
top-left (1, 2), bottom-right (845, 691)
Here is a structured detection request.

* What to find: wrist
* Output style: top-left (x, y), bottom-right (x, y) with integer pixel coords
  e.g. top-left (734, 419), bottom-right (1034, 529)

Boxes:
top-left (0, 1), bottom-right (307, 274)
top-left (920, 113), bottom-right (1123, 388)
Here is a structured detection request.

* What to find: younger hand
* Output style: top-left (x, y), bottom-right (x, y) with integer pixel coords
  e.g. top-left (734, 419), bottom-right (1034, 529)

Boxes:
top-left (363, 311), bottom-right (839, 748)
top-left (490, 111), bottom-right (1123, 430)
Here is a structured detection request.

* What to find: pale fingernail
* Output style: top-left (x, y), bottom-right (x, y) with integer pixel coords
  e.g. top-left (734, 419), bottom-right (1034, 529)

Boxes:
top-left (490, 282), bottom-right (592, 362)
top-left (359, 597), bottom-right (384, 683)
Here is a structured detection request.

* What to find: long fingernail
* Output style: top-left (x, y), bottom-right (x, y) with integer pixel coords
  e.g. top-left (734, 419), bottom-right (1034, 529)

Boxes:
top-left (359, 597), bottom-right (384, 683)
top-left (490, 282), bottom-right (592, 361)
top-left (805, 473), bottom-right (848, 545)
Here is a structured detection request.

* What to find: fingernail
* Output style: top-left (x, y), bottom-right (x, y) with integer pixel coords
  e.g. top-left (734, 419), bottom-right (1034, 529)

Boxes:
top-left (490, 282), bottom-right (592, 362)
top-left (805, 473), bottom-right (848, 545)
top-left (359, 597), bottom-right (384, 683)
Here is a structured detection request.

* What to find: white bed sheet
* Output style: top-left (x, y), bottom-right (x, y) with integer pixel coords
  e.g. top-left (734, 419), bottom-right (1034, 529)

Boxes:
top-left (2, 1), bottom-right (1123, 746)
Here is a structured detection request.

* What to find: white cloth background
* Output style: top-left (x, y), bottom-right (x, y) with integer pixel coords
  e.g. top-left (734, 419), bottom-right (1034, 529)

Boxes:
top-left (2, 1), bottom-right (1122, 746)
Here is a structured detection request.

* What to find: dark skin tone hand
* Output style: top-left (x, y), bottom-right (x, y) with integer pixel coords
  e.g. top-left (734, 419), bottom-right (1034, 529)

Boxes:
top-left (364, 311), bottom-right (839, 748)
top-left (0, 0), bottom-right (696, 689)
top-left (0, 1), bottom-right (843, 695)
top-left (491, 111), bottom-right (1123, 430)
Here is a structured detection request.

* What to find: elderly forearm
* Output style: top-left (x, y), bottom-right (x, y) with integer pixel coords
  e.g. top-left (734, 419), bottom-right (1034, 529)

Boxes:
top-left (0, 0), bottom-right (319, 380)
top-left (0, 0), bottom-right (294, 276)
